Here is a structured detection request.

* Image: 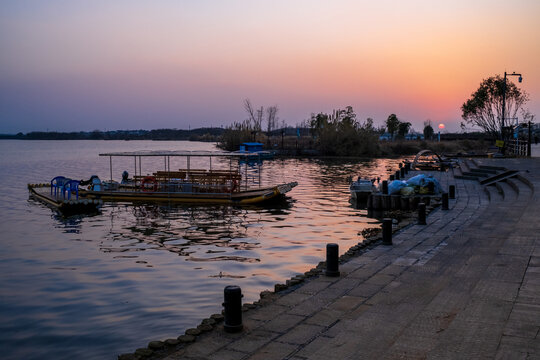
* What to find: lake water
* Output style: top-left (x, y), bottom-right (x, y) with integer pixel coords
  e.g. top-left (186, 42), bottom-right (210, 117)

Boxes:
top-left (0, 140), bottom-right (403, 359)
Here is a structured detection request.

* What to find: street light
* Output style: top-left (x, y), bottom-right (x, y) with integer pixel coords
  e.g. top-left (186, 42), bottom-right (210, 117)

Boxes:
top-left (501, 71), bottom-right (523, 138)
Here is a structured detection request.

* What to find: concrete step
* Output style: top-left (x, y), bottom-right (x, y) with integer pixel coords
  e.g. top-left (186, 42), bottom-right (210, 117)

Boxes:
top-left (454, 168), bottom-right (481, 180)
top-left (480, 170), bottom-right (520, 186)
top-left (495, 181), bottom-right (518, 201)
top-left (516, 174), bottom-right (535, 193)
top-left (484, 184), bottom-right (504, 202)
top-left (511, 176), bottom-right (535, 201)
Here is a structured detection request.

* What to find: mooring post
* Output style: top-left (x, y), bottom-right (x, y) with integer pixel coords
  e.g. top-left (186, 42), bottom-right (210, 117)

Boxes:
top-left (442, 192), bottom-right (449, 210)
top-left (372, 194), bottom-right (382, 210)
top-left (382, 194), bottom-right (390, 210)
top-left (325, 243), bottom-right (340, 277)
top-left (391, 195), bottom-right (401, 210)
top-left (395, 170), bottom-right (400, 180)
top-left (382, 218), bottom-right (392, 245)
top-left (382, 180), bottom-right (388, 195)
top-left (400, 167), bottom-right (405, 178)
top-left (418, 202), bottom-right (426, 225)
top-left (389, 175), bottom-right (395, 181)
top-left (449, 185), bottom-right (456, 199)
top-left (223, 285), bottom-right (243, 333)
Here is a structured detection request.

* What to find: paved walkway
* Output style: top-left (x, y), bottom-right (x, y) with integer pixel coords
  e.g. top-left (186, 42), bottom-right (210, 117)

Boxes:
top-left (158, 158), bottom-right (540, 360)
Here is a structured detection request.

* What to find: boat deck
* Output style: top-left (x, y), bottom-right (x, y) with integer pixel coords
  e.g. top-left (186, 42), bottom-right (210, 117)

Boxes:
top-left (28, 184), bottom-right (102, 214)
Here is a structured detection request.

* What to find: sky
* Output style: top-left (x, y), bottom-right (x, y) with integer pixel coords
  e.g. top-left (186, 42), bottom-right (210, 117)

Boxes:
top-left (1, 0), bottom-right (539, 134)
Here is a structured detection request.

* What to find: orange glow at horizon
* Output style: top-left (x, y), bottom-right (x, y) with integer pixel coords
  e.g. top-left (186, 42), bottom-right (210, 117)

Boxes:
top-left (1, 0), bottom-right (539, 133)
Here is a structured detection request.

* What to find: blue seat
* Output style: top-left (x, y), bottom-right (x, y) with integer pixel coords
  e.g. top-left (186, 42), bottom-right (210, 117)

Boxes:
top-left (64, 180), bottom-right (80, 200)
top-left (51, 176), bottom-right (67, 197)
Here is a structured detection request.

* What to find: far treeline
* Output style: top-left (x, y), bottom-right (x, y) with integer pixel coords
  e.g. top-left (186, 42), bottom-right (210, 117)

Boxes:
top-left (0, 128), bottom-right (224, 141)
top-left (2, 74), bottom-right (533, 157)
top-left (219, 100), bottom-right (492, 157)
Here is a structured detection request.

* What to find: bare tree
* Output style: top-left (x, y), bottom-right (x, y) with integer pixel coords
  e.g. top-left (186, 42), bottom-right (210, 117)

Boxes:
top-left (266, 106), bottom-right (278, 134)
top-left (243, 99), bottom-right (256, 129)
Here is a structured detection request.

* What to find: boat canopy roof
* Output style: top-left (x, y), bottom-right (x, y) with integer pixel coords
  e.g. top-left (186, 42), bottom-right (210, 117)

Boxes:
top-left (99, 150), bottom-right (249, 157)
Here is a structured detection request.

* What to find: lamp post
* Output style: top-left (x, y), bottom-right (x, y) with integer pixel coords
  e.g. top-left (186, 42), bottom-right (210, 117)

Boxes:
top-left (501, 71), bottom-right (523, 138)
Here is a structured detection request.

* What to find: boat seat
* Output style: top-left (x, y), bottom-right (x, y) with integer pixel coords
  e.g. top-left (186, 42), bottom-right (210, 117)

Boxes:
top-left (51, 176), bottom-right (68, 197)
top-left (64, 180), bottom-right (80, 200)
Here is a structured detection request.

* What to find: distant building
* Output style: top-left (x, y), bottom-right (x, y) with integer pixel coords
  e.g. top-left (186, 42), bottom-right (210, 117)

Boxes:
top-left (240, 142), bottom-right (264, 152)
top-left (405, 133), bottom-right (424, 140)
top-left (379, 133), bottom-right (392, 141)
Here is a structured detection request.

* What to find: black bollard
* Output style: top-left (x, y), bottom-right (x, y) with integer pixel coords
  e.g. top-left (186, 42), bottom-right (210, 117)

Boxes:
top-left (395, 170), bottom-right (400, 180)
top-left (223, 285), bottom-right (243, 333)
top-left (389, 175), bottom-right (395, 181)
top-left (418, 202), bottom-right (426, 225)
top-left (449, 185), bottom-right (456, 199)
top-left (391, 195), bottom-right (401, 210)
top-left (382, 218), bottom-right (392, 245)
top-left (382, 180), bottom-right (388, 195)
top-left (382, 194), bottom-right (391, 210)
top-left (372, 194), bottom-right (382, 210)
top-left (442, 192), bottom-right (449, 210)
top-left (400, 167), bottom-right (405, 178)
top-left (325, 243), bottom-right (340, 277)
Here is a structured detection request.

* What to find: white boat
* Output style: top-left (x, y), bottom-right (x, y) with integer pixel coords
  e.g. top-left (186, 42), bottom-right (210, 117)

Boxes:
top-left (349, 178), bottom-right (376, 200)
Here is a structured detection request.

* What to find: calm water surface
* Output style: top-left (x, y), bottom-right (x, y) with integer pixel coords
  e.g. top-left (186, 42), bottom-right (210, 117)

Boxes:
top-left (0, 140), bottom-right (403, 359)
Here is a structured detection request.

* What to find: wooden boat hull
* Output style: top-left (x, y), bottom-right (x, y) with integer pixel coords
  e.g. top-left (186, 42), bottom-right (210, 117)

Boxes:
top-left (78, 182), bottom-right (298, 205)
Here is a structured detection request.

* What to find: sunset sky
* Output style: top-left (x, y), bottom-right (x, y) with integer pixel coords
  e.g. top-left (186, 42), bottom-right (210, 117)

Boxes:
top-left (1, 0), bottom-right (539, 133)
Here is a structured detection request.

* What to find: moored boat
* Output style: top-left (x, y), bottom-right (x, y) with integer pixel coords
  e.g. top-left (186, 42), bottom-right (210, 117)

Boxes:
top-left (28, 181), bottom-right (102, 215)
top-left (349, 177), bottom-right (376, 201)
top-left (37, 150), bottom-right (297, 206)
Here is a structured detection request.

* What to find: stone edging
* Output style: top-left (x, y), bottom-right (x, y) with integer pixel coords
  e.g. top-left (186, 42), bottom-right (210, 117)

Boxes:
top-left (118, 199), bottom-right (441, 360)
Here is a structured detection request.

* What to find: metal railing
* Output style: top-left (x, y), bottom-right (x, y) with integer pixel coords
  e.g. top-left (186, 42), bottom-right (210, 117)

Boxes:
top-left (506, 139), bottom-right (529, 157)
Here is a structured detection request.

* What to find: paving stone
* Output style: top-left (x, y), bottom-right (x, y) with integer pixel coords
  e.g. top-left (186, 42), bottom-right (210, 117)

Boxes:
top-left (276, 323), bottom-right (325, 345)
top-left (246, 304), bottom-right (288, 322)
top-left (304, 308), bottom-right (343, 327)
top-left (160, 160), bottom-right (540, 360)
top-left (259, 313), bottom-right (305, 333)
top-left (327, 295), bottom-right (365, 312)
top-left (207, 349), bottom-right (248, 360)
top-left (295, 279), bottom-right (330, 295)
top-left (226, 330), bottom-right (278, 353)
top-left (245, 341), bottom-right (298, 360)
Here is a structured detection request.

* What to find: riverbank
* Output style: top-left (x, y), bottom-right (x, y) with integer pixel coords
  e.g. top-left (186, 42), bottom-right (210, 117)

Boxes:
top-left (129, 157), bottom-right (539, 359)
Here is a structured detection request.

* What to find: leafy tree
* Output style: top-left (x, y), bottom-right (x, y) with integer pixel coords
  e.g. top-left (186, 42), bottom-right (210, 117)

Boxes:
top-left (423, 120), bottom-right (434, 140)
top-left (397, 121), bottom-right (411, 137)
top-left (312, 106), bottom-right (379, 156)
top-left (386, 114), bottom-right (399, 139)
top-left (309, 113), bottom-right (329, 138)
top-left (461, 75), bottom-right (528, 138)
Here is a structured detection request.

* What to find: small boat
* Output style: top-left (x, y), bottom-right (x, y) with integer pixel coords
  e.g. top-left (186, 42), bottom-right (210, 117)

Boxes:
top-left (411, 150), bottom-right (454, 171)
top-left (234, 142), bottom-right (275, 161)
top-left (349, 177), bottom-right (376, 201)
top-left (34, 150), bottom-right (297, 206)
top-left (28, 179), bottom-right (102, 215)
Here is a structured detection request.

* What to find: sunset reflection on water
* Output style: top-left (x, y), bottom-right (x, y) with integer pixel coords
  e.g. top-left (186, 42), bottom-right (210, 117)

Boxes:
top-left (0, 141), bottom-right (406, 359)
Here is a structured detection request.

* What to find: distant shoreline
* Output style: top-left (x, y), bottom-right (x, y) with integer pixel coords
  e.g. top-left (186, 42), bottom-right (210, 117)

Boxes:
top-left (0, 127), bottom-right (225, 141)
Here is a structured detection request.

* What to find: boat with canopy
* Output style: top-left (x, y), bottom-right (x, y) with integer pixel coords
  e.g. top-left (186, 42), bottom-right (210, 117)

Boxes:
top-left (66, 150), bottom-right (298, 205)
